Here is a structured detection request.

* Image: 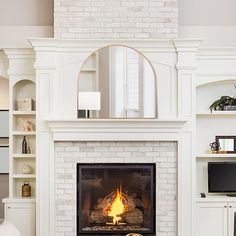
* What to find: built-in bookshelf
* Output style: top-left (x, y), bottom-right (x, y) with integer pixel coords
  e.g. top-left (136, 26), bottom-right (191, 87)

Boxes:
top-left (10, 79), bottom-right (36, 199)
top-left (196, 79), bottom-right (236, 196)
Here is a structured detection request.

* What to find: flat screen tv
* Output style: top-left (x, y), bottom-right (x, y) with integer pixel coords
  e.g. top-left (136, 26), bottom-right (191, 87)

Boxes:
top-left (208, 162), bottom-right (236, 193)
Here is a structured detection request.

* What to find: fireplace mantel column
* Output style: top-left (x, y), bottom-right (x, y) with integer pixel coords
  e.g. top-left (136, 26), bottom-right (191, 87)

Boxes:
top-left (173, 39), bottom-right (202, 236)
top-left (31, 44), bottom-right (58, 236)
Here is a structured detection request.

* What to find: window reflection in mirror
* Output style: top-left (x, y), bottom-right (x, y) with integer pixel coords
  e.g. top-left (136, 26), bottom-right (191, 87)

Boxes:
top-left (78, 46), bottom-right (157, 119)
top-left (219, 139), bottom-right (234, 152)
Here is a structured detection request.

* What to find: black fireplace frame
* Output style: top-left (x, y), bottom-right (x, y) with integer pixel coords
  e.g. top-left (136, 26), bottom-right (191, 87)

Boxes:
top-left (76, 163), bottom-right (156, 236)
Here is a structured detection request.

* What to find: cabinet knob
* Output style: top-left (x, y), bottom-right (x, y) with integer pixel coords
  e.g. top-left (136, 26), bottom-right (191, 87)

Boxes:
top-left (7, 206), bottom-right (10, 209)
top-left (230, 206), bottom-right (232, 208)
top-left (224, 206), bottom-right (227, 208)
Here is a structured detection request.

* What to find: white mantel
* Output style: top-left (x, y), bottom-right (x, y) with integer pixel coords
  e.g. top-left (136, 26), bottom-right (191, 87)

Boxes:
top-left (46, 118), bottom-right (187, 140)
top-left (30, 38), bottom-right (200, 236)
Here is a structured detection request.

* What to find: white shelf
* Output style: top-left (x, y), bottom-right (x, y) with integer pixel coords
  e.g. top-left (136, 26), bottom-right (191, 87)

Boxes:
top-left (197, 153), bottom-right (236, 158)
top-left (80, 69), bottom-right (96, 72)
top-left (196, 196), bottom-right (236, 203)
top-left (12, 154), bottom-right (36, 158)
top-left (13, 111), bottom-right (36, 115)
top-left (197, 111), bottom-right (236, 116)
top-left (13, 131), bottom-right (36, 135)
top-left (3, 197), bottom-right (36, 203)
top-left (12, 174), bottom-right (36, 179)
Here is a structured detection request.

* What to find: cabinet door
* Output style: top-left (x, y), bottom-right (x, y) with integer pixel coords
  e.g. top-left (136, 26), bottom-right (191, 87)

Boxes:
top-left (5, 203), bottom-right (35, 236)
top-left (196, 202), bottom-right (227, 236)
top-left (228, 203), bottom-right (236, 236)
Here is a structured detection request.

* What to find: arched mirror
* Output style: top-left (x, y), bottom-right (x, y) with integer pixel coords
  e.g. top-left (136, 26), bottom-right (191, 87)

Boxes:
top-left (77, 46), bottom-right (157, 119)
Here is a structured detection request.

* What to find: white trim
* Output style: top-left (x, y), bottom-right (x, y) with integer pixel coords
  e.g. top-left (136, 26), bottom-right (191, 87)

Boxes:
top-left (29, 38), bottom-right (176, 53)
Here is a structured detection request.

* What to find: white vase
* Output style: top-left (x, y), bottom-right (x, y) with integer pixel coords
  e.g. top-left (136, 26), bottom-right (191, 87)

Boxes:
top-left (22, 165), bottom-right (32, 174)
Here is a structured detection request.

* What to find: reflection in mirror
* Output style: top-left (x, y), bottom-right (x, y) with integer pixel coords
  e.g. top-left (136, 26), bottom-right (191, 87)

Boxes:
top-left (78, 46), bottom-right (157, 119)
top-left (219, 139), bottom-right (234, 152)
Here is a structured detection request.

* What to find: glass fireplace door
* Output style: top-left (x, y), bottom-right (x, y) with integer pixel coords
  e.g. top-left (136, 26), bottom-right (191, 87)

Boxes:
top-left (77, 163), bottom-right (156, 235)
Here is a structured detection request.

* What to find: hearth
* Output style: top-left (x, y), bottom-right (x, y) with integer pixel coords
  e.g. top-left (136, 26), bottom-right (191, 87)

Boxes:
top-left (77, 163), bottom-right (156, 235)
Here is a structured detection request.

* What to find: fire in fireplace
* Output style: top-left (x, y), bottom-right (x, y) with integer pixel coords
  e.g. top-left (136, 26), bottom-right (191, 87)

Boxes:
top-left (77, 163), bottom-right (156, 235)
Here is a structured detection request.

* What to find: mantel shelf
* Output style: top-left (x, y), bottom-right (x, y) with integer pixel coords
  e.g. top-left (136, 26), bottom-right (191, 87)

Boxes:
top-left (45, 118), bottom-right (187, 141)
top-left (46, 118), bottom-right (187, 129)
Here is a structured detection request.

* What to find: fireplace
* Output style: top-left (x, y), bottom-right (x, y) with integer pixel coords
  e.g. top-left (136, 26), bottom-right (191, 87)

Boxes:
top-left (77, 163), bottom-right (156, 235)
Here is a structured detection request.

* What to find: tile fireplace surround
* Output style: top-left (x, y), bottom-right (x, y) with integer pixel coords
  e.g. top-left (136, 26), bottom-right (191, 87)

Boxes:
top-left (55, 141), bottom-right (177, 236)
top-left (29, 39), bottom-right (200, 236)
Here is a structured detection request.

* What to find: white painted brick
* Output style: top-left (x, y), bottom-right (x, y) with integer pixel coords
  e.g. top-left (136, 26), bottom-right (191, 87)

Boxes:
top-left (87, 142), bottom-right (101, 146)
top-left (54, 0), bottom-right (178, 39)
top-left (138, 147), bottom-right (153, 151)
top-left (87, 152), bottom-right (102, 157)
top-left (145, 152), bottom-right (159, 157)
top-left (55, 141), bottom-right (177, 235)
top-left (116, 152), bottom-right (131, 157)
top-left (109, 147), bottom-right (124, 152)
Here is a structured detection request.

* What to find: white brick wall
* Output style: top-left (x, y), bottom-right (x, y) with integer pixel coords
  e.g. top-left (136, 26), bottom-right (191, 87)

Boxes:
top-left (54, 0), bottom-right (178, 39)
top-left (55, 141), bottom-right (177, 236)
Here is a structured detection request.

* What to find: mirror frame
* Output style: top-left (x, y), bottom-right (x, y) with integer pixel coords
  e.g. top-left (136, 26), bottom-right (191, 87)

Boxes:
top-left (77, 44), bottom-right (158, 119)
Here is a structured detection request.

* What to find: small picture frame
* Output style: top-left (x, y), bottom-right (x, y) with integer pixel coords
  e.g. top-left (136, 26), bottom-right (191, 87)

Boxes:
top-left (215, 136), bottom-right (236, 153)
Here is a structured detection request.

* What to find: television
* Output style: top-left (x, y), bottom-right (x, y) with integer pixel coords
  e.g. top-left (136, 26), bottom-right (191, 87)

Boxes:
top-left (208, 162), bottom-right (236, 193)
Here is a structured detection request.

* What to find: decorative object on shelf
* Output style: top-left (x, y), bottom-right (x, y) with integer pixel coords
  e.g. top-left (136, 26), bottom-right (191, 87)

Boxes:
top-left (22, 135), bottom-right (27, 154)
top-left (209, 96), bottom-right (236, 112)
top-left (22, 181), bottom-right (31, 197)
top-left (78, 92), bottom-right (101, 118)
top-left (16, 98), bottom-right (33, 111)
top-left (209, 141), bottom-right (221, 152)
top-left (200, 192), bottom-right (206, 198)
top-left (19, 118), bottom-right (35, 131)
top-left (27, 146), bottom-right (31, 154)
top-left (216, 136), bottom-right (236, 153)
top-left (22, 164), bottom-right (33, 174)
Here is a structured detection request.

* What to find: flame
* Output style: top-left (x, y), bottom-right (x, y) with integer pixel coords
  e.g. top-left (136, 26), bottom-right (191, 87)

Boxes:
top-left (107, 187), bottom-right (125, 224)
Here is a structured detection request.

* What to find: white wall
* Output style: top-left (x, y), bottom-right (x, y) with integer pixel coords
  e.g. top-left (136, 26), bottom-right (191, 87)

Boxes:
top-left (0, 78), bottom-right (9, 109)
top-left (179, 0), bottom-right (236, 46)
top-left (0, 0), bottom-right (53, 26)
top-left (179, 0), bottom-right (236, 26)
top-left (0, 0), bottom-right (53, 47)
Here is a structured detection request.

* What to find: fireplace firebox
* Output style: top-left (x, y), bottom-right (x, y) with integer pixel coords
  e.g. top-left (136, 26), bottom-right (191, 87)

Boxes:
top-left (77, 163), bottom-right (156, 235)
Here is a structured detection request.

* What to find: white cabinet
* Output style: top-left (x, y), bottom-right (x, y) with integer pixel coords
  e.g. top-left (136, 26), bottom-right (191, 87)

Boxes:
top-left (4, 201), bottom-right (35, 236)
top-left (197, 201), bottom-right (236, 236)
top-left (228, 203), bottom-right (236, 236)
top-left (197, 202), bottom-right (227, 236)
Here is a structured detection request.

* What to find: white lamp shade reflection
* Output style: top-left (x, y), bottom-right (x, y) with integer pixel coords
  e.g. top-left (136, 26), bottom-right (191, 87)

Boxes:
top-left (78, 92), bottom-right (101, 118)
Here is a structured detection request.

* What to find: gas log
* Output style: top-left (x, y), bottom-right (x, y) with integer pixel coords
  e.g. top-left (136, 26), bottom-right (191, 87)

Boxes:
top-left (89, 190), bottom-right (144, 225)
